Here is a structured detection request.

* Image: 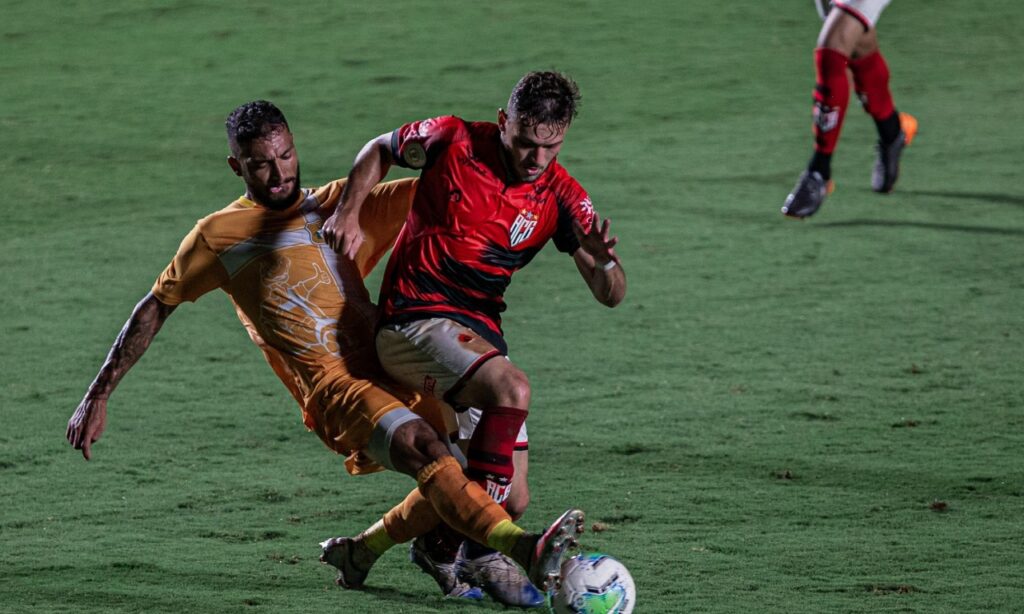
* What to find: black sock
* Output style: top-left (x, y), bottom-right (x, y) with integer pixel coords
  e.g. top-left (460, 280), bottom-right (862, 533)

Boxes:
top-left (876, 110), bottom-right (901, 145)
top-left (808, 151), bottom-right (832, 181)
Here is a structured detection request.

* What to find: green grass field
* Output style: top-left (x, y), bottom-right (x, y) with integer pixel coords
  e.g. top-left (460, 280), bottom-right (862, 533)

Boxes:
top-left (3, 1), bottom-right (1023, 612)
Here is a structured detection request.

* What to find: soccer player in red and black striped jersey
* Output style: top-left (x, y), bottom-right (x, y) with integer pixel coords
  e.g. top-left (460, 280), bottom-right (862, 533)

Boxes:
top-left (322, 71), bottom-right (626, 605)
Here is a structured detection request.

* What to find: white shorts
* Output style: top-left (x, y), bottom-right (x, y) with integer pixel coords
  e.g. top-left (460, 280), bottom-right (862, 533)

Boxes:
top-left (376, 318), bottom-right (528, 445)
top-left (818, 0), bottom-right (890, 28)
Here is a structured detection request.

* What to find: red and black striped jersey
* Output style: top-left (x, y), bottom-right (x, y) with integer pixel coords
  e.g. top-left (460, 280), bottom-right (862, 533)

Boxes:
top-left (379, 115), bottom-right (596, 353)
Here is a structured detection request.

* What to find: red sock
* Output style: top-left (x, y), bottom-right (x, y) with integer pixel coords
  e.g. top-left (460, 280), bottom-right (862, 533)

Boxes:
top-left (812, 47), bottom-right (850, 155)
top-left (465, 406), bottom-right (527, 506)
top-left (849, 50), bottom-right (895, 121)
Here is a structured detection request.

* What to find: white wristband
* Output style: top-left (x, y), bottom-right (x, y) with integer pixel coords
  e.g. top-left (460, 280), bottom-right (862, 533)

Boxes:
top-left (600, 260), bottom-right (617, 271)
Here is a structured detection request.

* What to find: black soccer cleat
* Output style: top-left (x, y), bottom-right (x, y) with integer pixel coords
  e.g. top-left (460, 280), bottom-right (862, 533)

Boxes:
top-left (782, 171), bottom-right (830, 219)
top-left (871, 112), bottom-right (917, 193)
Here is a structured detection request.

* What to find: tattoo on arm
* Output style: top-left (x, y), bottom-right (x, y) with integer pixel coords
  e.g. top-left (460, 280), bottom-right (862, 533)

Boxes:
top-left (87, 293), bottom-right (176, 399)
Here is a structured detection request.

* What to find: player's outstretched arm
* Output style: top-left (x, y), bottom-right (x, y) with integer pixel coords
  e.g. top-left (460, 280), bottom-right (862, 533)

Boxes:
top-left (66, 292), bottom-right (176, 460)
top-left (572, 215), bottom-right (626, 307)
top-left (322, 132), bottom-right (395, 260)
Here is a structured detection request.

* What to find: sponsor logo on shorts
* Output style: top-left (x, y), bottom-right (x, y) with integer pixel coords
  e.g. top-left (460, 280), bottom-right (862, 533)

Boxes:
top-left (423, 375), bottom-right (437, 395)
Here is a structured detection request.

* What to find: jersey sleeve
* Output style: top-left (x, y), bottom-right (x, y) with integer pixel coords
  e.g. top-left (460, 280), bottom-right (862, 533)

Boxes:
top-left (354, 178), bottom-right (418, 278)
top-left (389, 115), bottom-right (464, 169)
top-left (552, 179), bottom-right (596, 254)
top-left (312, 177), bottom-right (417, 279)
top-left (151, 226), bottom-right (229, 305)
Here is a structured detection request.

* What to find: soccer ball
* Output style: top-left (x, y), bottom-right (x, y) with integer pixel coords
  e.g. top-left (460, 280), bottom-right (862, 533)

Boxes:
top-left (550, 552), bottom-right (636, 614)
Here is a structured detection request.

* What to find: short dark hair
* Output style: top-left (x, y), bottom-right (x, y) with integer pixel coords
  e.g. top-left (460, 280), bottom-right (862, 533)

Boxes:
top-left (506, 71), bottom-right (581, 129)
top-left (226, 100), bottom-right (289, 153)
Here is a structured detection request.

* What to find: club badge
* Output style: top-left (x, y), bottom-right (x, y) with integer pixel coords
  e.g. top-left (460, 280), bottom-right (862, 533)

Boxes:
top-left (509, 209), bottom-right (538, 247)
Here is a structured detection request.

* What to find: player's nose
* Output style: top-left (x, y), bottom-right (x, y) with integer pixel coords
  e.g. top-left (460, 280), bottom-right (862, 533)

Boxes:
top-left (269, 160), bottom-right (284, 180)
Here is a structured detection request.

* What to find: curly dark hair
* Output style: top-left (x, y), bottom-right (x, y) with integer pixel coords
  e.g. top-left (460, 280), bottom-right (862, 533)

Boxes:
top-left (225, 100), bottom-right (289, 153)
top-left (506, 71), bottom-right (581, 129)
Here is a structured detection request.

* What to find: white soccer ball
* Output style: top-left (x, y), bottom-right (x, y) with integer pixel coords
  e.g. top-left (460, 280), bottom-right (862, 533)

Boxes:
top-left (551, 552), bottom-right (636, 614)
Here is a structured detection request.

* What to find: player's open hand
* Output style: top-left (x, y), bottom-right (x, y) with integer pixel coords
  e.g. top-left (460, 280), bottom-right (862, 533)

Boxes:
top-left (66, 397), bottom-right (108, 461)
top-left (573, 215), bottom-right (619, 267)
top-left (321, 206), bottom-right (365, 261)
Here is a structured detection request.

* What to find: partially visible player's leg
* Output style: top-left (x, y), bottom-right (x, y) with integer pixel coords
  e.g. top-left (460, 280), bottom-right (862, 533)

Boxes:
top-left (847, 28), bottom-right (917, 193)
top-left (451, 357), bottom-right (530, 508)
top-left (449, 418), bottom-right (543, 606)
top-left (783, 9), bottom-right (864, 218)
top-left (314, 377), bottom-right (578, 593)
top-left (506, 448), bottom-right (530, 520)
top-left (376, 319), bottom-right (529, 509)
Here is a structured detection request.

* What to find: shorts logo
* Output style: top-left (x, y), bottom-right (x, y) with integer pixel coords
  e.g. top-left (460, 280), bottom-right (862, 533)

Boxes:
top-left (423, 375), bottom-right (436, 395)
top-left (813, 102), bottom-right (840, 133)
top-left (510, 209), bottom-right (538, 247)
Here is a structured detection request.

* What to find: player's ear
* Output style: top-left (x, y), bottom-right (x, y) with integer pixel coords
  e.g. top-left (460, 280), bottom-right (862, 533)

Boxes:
top-left (227, 156), bottom-right (242, 177)
top-left (497, 109), bottom-right (508, 132)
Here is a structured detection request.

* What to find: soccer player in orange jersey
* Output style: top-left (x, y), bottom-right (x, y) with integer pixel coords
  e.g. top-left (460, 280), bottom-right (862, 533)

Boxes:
top-left (783, 0), bottom-right (918, 218)
top-left (65, 100), bottom-right (583, 595)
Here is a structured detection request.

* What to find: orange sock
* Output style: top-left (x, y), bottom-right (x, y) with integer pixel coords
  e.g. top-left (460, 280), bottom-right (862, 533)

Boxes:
top-left (417, 455), bottom-right (511, 547)
top-left (382, 487), bottom-right (442, 544)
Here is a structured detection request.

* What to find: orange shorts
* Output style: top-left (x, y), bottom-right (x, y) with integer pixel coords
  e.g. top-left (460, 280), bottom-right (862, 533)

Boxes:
top-left (303, 363), bottom-right (455, 475)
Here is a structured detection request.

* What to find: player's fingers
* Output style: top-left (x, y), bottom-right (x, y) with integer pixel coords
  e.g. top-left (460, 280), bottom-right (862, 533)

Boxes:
top-left (67, 422), bottom-right (81, 447)
top-left (606, 236), bottom-right (619, 249)
top-left (82, 440), bottom-right (91, 461)
top-left (349, 233), bottom-right (363, 260)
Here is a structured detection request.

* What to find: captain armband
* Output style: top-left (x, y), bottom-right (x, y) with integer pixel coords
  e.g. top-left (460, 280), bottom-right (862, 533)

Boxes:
top-left (402, 142), bottom-right (427, 169)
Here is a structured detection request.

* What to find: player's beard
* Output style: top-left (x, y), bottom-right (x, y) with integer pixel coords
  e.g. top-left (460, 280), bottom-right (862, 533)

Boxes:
top-left (260, 166), bottom-right (301, 209)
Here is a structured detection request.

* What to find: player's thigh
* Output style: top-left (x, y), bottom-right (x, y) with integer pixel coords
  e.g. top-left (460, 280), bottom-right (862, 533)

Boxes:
top-left (376, 318), bottom-right (502, 403)
top-left (312, 368), bottom-right (450, 473)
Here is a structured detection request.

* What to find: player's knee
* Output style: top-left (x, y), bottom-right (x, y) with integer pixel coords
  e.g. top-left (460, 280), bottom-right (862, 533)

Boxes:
top-left (852, 30), bottom-right (879, 59)
top-left (817, 10), bottom-right (865, 54)
top-left (496, 368), bottom-right (531, 409)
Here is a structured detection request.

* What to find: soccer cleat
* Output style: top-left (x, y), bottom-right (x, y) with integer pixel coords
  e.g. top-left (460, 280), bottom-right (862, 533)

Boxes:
top-left (782, 171), bottom-right (833, 219)
top-left (524, 508), bottom-right (585, 592)
top-left (455, 542), bottom-right (546, 608)
top-left (410, 535), bottom-right (485, 600)
top-left (319, 536), bottom-right (378, 589)
top-left (872, 112), bottom-right (918, 193)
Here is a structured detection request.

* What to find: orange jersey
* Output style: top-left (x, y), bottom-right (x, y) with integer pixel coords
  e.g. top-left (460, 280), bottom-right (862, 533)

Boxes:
top-left (151, 178), bottom-right (442, 471)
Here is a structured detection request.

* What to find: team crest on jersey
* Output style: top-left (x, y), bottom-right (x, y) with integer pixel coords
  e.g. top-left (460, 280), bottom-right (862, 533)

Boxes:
top-left (510, 209), bottom-right (539, 247)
